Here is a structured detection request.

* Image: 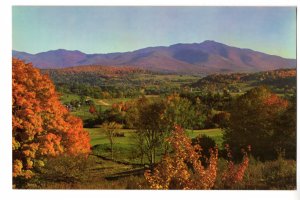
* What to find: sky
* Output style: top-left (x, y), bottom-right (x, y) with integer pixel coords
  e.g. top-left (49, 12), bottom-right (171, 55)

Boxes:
top-left (12, 6), bottom-right (296, 59)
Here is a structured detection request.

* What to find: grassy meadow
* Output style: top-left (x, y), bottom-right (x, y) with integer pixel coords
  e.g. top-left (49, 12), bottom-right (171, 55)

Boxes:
top-left (87, 127), bottom-right (223, 164)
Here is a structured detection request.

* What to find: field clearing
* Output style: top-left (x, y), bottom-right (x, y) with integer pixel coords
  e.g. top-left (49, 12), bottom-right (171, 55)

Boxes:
top-left (186, 128), bottom-right (224, 147)
top-left (87, 128), bottom-right (136, 146)
top-left (69, 105), bottom-right (95, 120)
top-left (59, 93), bottom-right (163, 121)
top-left (86, 127), bottom-right (223, 164)
top-left (88, 127), bottom-right (223, 146)
top-left (59, 93), bottom-right (82, 103)
top-left (60, 93), bottom-right (160, 105)
top-left (32, 154), bottom-right (146, 189)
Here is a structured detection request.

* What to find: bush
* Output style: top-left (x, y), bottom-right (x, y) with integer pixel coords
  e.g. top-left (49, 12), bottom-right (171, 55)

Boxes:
top-left (114, 132), bottom-right (125, 137)
top-left (260, 155), bottom-right (296, 189)
top-left (192, 135), bottom-right (216, 161)
top-left (145, 126), bottom-right (249, 189)
top-left (212, 111), bottom-right (230, 128)
top-left (215, 155), bottom-right (296, 189)
top-left (36, 154), bottom-right (92, 184)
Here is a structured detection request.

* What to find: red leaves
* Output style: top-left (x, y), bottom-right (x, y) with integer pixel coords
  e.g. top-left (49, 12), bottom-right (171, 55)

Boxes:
top-left (266, 69), bottom-right (296, 79)
top-left (12, 58), bottom-right (90, 179)
top-left (39, 133), bottom-right (63, 156)
top-left (145, 125), bottom-right (218, 189)
top-left (145, 126), bottom-right (250, 189)
top-left (112, 101), bottom-right (131, 112)
top-left (64, 116), bottom-right (91, 155)
top-left (45, 65), bottom-right (146, 78)
top-left (263, 94), bottom-right (288, 109)
top-left (221, 145), bottom-right (250, 188)
top-left (89, 105), bottom-right (97, 114)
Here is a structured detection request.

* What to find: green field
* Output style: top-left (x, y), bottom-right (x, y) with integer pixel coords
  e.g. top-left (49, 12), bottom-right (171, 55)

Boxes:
top-left (87, 127), bottom-right (223, 164)
top-left (186, 128), bottom-right (224, 147)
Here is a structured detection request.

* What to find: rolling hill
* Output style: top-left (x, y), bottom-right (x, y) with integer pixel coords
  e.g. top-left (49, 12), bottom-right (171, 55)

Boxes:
top-left (13, 40), bottom-right (296, 74)
top-left (190, 68), bottom-right (296, 94)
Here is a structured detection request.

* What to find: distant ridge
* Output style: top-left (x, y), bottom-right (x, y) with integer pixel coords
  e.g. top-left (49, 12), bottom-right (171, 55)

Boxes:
top-left (13, 40), bottom-right (296, 74)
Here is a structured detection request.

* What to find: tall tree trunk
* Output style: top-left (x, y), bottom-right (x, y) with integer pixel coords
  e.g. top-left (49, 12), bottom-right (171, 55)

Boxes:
top-left (141, 154), bottom-right (144, 165)
top-left (150, 148), bottom-right (155, 167)
top-left (153, 148), bottom-right (156, 164)
top-left (110, 140), bottom-right (113, 160)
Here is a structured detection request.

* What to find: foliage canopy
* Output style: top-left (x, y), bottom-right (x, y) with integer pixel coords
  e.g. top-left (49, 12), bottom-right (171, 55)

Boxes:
top-left (12, 58), bottom-right (91, 182)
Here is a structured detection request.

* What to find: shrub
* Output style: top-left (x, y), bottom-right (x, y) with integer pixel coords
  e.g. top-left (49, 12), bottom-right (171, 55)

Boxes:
top-left (145, 126), bottom-right (249, 189)
top-left (216, 155), bottom-right (296, 189)
top-left (36, 154), bottom-right (92, 184)
top-left (192, 134), bottom-right (216, 165)
top-left (260, 155), bottom-right (296, 189)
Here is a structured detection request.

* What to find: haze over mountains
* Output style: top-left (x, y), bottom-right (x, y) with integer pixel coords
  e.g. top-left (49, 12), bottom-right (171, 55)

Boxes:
top-left (13, 40), bottom-right (296, 74)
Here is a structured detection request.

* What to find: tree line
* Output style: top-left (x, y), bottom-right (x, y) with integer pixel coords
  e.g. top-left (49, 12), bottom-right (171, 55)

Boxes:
top-left (90, 87), bottom-right (295, 166)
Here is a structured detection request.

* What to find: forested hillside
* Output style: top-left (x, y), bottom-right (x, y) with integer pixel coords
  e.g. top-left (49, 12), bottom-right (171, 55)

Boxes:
top-left (191, 68), bottom-right (296, 95)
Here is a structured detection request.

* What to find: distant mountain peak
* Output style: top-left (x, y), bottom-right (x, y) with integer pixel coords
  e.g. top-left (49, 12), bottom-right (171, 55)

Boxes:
top-left (41, 49), bottom-right (84, 54)
top-left (12, 41), bottom-right (296, 73)
top-left (202, 40), bottom-right (217, 43)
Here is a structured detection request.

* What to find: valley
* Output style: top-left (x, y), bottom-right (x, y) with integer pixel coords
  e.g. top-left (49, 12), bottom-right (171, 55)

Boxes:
top-left (11, 6), bottom-right (297, 193)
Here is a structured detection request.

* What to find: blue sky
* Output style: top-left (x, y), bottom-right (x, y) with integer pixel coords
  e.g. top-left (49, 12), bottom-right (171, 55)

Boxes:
top-left (13, 6), bottom-right (296, 58)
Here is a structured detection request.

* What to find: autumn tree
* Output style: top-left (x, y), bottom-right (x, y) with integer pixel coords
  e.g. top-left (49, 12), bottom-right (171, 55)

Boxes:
top-left (192, 135), bottom-right (216, 161)
top-left (108, 101), bottom-right (130, 125)
top-left (163, 93), bottom-right (196, 130)
top-left (273, 94), bottom-right (296, 159)
top-left (125, 95), bottom-right (150, 129)
top-left (145, 125), bottom-right (218, 189)
top-left (145, 126), bottom-right (249, 189)
top-left (223, 86), bottom-right (289, 160)
top-left (102, 121), bottom-right (122, 159)
top-left (193, 97), bottom-right (207, 129)
top-left (122, 98), bottom-right (148, 163)
top-left (135, 99), bottom-right (167, 165)
top-left (161, 93), bottom-right (197, 152)
top-left (217, 144), bottom-right (251, 189)
top-left (12, 58), bottom-right (90, 185)
top-left (212, 111), bottom-right (230, 128)
top-left (131, 94), bottom-right (199, 165)
top-left (124, 105), bottom-right (139, 129)
top-left (89, 104), bottom-right (97, 115)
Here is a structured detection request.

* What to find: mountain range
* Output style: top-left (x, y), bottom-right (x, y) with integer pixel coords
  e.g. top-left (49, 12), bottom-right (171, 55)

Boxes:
top-left (13, 40), bottom-right (296, 74)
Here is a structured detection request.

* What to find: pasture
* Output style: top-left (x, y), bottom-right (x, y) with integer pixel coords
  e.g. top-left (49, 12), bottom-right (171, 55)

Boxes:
top-left (87, 127), bottom-right (223, 164)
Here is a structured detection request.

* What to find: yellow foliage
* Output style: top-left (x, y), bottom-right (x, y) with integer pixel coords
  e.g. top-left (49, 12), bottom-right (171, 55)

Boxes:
top-left (145, 125), bottom-right (249, 189)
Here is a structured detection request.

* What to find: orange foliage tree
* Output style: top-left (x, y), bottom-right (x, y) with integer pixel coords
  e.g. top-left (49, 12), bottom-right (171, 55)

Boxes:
top-left (145, 125), bottom-right (249, 189)
top-left (89, 105), bottom-right (97, 114)
top-left (221, 144), bottom-right (250, 188)
top-left (12, 58), bottom-right (90, 180)
top-left (223, 86), bottom-right (289, 160)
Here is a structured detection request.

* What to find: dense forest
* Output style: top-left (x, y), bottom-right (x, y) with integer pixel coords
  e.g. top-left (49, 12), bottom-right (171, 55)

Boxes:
top-left (13, 59), bottom-right (296, 189)
top-left (191, 68), bottom-right (296, 94)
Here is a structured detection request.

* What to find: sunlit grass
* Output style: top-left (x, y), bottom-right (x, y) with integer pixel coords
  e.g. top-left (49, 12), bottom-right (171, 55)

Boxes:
top-left (86, 127), bottom-right (224, 164)
top-left (186, 128), bottom-right (223, 147)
